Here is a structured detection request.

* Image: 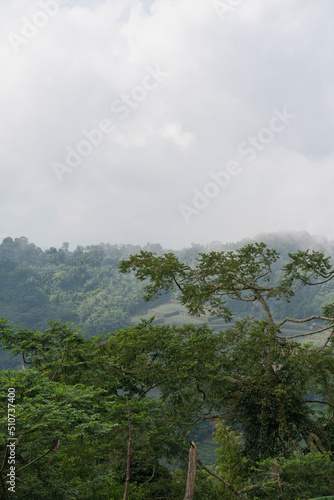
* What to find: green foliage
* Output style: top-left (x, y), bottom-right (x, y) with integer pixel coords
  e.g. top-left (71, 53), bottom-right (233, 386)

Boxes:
top-left (170, 469), bottom-right (225, 499)
top-left (0, 368), bottom-right (119, 498)
top-left (0, 238), bottom-right (149, 368)
top-left (0, 321), bottom-right (189, 498)
top-left (1, 236), bottom-right (334, 498)
top-left (213, 420), bottom-right (249, 498)
top-left (222, 320), bottom-right (325, 459)
top-left (119, 243), bottom-right (291, 320)
top-left (251, 452), bottom-right (334, 499)
top-left (119, 241), bottom-right (334, 490)
top-left (1, 235), bottom-right (334, 370)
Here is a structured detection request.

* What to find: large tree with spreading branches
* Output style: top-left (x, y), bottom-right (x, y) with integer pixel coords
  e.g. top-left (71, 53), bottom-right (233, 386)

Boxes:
top-left (119, 243), bottom-right (334, 472)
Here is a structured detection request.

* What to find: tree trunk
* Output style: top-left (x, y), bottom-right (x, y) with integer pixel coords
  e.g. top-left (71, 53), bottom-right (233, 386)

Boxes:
top-left (305, 432), bottom-right (328, 454)
top-left (123, 397), bottom-right (132, 500)
top-left (184, 442), bottom-right (197, 500)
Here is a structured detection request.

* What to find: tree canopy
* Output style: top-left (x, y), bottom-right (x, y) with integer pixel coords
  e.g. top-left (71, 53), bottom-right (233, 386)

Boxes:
top-left (0, 240), bottom-right (334, 498)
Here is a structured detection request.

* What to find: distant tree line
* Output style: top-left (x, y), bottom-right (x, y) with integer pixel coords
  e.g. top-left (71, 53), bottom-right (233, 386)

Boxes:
top-left (1, 233), bottom-right (334, 370)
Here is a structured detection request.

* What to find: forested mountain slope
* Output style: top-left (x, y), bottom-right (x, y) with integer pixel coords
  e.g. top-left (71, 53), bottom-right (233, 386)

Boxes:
top-left (1, 234), bottom-right (334, 498)
top-left (1, 232), bottom-right (334, 369)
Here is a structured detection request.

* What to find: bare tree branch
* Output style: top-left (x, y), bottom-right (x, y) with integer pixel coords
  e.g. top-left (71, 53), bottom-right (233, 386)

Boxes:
top-left (139, 465), bottom-right (155, 489)
top-left (16, 440), bottom-right (59, 473)
top-left (253, 291), bottom-right (274, 324)
top-left (225, 376), bottom-right (248, 387)
top-left (285, 326), bottom-right (331, 339)
top-left (238, 483), bottom-right (263, 494)
top-left (196, 457), bottom-right (247, 500)
top-left (185, 411), bottom-right (232, 426)
top-left (316, 330), bottom-right (334, 353)
top-left (138, 384), bottom-right (156, 401)
top-left (46, 437), bottom-right (61, 466)
top-left (278, 316), bottom-right (334, 327)
top-left (304, 399), bottom-right (333, 407)
top-left (173, 275), bottom-right (184, 292)
top-left (227, 295), bottom-right (257, 302)
top-left (304, 276), bottom-right (334, 285)
top-left (50, 345), bottom-right (68, 382)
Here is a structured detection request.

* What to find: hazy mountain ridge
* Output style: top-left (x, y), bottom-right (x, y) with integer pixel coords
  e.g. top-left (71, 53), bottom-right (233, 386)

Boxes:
top-left (1, 231), bottom-right (334, 370)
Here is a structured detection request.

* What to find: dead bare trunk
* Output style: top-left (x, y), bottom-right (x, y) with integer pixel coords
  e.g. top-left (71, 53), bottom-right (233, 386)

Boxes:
top-left (184, 442), bottom-right (197, 500)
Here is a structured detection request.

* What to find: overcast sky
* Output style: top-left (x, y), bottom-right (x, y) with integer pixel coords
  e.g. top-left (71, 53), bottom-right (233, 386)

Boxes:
top-left (1, 0), bottom-right (334, 250)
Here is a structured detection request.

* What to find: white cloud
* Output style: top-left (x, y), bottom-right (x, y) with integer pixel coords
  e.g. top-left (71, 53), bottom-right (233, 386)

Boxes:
top-left (0, 0), bottom-right (334, 249)
top-left (161, 121), bottom-right (195, 150)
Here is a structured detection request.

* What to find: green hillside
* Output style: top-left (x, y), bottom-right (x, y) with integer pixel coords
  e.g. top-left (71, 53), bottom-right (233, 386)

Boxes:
top-left (1, 235), bottom-right (334, 498)
top-left (1, 233), bottom-right (334, 369)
